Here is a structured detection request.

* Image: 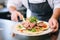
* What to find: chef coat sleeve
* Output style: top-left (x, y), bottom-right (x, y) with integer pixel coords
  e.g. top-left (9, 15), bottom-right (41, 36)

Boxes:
top-left (53, 0), bottom-right (60, 10)
top-left (6, 0), bottom-right (22, 10)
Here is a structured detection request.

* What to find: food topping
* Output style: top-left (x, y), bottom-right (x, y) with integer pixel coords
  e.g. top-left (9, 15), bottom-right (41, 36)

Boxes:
top-left (17, 16), bottom-right (48, 32)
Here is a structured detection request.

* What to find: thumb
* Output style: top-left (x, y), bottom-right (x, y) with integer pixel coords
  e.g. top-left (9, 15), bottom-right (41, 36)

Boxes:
top-left (49, 20), bottom-right (53, 29)
top-left (18, 12), bottom-right (23, 20)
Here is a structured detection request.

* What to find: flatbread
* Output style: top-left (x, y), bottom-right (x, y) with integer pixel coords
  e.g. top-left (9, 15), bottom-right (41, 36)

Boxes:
top-left (14, 21), bottom-right (49, 35)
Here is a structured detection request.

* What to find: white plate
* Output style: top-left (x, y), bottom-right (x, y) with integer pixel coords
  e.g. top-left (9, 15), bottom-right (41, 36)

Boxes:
top-left (12, 21), bottom-right (52, 36)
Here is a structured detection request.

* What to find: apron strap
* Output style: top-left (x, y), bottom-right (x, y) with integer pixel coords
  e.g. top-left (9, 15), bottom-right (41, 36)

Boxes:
top-left (28, 0), bottom-right (30, 8)
top-left (46, 0), bottom-right (48, 2)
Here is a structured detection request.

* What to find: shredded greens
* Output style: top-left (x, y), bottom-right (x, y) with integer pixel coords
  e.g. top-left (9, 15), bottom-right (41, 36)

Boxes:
top-left (18, 25), bottom-right (23, 28)
top-left (31, 28), bottom-right (36, 32)
top-left (29, 16), bottom-right (37, 23)
top-left (18, 25), bottom-right (25, 29)
top-left (28, 28), bottom-right (36, 32)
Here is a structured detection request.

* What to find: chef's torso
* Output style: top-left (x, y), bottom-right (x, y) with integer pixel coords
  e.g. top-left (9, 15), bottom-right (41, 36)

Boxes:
top-left (21, 0), bottom-right (53, 21)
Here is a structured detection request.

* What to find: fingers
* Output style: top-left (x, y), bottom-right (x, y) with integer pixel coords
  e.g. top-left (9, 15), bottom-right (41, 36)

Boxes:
top-left (49, 18), bottom-right (59, 32)
top-left (11, 11), bottom-right (24, 21)
top-left (49, 19), bottom-right (53, 29)
top-left (20, 15), bottom-right (24, 20)
top-left (18, 12), bottom-right (24, 20)
top-left (51, 20), bottom-right (58, 32)
top-left (11, 13), bottom-right (18, 21)
top-left (52, 20), bottom-right (57, 29)
top-left (11, 15), bottom-right (18, 21)
top-left (53, 22), bottom-right (58, 32)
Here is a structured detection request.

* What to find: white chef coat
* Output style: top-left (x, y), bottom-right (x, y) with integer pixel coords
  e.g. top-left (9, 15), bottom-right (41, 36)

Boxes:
top-left (7, 0), bottom-right (60, 17)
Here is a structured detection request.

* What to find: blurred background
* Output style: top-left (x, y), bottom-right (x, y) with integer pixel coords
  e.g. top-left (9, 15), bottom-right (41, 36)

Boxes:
top-left (0, 0), bottom-right (60, 40)
top-left (0, 0), bottom-right (26, 20)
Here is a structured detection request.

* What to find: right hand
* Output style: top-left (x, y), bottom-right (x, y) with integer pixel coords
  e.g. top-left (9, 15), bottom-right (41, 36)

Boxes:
top-left (48, 17), bottom-right (58, 32)
top-left (11, 11), bottom-right (23, 21)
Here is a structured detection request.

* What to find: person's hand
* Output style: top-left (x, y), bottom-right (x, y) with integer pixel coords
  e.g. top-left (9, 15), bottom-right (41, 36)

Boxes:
top-left (11, 11), bottom-right (23, 21)
top-left (48, 17), bottom-right (59, 32)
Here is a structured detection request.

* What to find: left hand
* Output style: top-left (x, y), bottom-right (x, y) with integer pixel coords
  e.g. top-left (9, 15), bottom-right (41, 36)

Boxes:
top-left (48, 17), bottom-right (59, 32)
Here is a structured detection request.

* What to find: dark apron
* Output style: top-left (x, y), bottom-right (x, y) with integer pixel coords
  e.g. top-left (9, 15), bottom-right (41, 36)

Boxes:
top-left (28, 0), bottom-right (53, 21)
